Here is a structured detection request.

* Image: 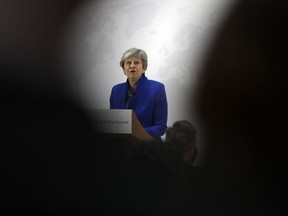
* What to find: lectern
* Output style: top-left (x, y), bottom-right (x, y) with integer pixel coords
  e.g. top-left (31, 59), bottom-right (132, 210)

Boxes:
top-left (87, 109), bottom-right (154, 142)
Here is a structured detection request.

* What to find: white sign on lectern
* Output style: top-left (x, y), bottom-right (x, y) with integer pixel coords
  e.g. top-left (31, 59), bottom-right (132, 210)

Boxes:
top-left (88, 109), bottom-right (132, 134)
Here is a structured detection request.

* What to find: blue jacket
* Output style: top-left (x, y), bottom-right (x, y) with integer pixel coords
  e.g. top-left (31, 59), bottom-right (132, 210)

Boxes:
top-left (110, 74), bottom-right (168, 139)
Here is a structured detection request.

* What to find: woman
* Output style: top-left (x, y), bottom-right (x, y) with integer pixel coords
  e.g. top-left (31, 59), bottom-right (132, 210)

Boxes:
top-left (110, 47), bottom-right (168, 139)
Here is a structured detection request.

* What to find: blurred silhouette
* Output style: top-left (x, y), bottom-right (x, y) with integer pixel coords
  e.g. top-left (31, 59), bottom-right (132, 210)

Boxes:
top-left (191, 0), bottom-right (288, 215)
top-left (0, 1), bottom-right (104, 215)
top-left (165, 120), bottom-right (198, 166)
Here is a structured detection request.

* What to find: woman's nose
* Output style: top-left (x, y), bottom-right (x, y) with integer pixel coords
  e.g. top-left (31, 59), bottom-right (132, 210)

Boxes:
top-left (130, 62), bottom-right (135, 67)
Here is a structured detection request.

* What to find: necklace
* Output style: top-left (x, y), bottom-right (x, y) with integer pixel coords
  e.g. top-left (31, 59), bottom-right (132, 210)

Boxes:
top-left (128, 84), bottom-right (136, 97)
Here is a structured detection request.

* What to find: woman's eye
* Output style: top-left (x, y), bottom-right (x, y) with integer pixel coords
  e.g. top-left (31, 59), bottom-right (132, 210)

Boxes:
top-left (125, 60), bottom-right (141, 65)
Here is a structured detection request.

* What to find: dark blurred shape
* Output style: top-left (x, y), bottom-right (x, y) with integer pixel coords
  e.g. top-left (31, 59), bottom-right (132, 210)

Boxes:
top-left (192, 0), bottom-right (288, 215)
top-left (0, 0), bottom-right (104, 214)
top-left (0, 0), bottom-right (82, 93)
top-left (165, 120), bottom-right (197, 165)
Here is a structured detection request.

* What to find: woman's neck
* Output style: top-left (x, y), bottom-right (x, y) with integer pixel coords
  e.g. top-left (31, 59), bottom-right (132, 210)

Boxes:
top-left (128, 81), bottom-right (136, 90)
top-left (128, 75), bottom-right (142, 88)
top-left (128, 79), bottom-right (136, 88)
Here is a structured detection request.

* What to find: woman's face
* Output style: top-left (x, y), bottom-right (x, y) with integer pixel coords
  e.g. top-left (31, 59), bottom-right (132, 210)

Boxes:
top-left (123, 56), bottom-right (144, 83)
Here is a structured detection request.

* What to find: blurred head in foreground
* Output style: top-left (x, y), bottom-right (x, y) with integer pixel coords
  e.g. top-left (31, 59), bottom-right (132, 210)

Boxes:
top-left (0, 0), bottom-right (83, 94)
top-left (0, 0), bottom-right (104, 215)
top-left (193, 0), bottom-right (288, 172)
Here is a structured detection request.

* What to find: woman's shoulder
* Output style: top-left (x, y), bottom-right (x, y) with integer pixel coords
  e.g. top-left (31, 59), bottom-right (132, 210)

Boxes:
top-left (144, 78), bottom-right (165, 87)
top-left (112, 82), bottom-right (126, 89)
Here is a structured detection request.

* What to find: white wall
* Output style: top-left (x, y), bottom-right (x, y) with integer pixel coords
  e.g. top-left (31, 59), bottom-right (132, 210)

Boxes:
top-left (59, 0), bottom-right (236, 133)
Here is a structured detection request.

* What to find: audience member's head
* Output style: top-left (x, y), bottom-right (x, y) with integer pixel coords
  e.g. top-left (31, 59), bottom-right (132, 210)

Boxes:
top-left (0, 1), bottom-right (106, 215)
top-left (193, 0), bottom-right (288, 173)
top-left (0, 0), bottom-right (83, 96)
top-left (191, 0), bottom-right (288, 215)
top-left (165, 120), bottom-right (197, 165)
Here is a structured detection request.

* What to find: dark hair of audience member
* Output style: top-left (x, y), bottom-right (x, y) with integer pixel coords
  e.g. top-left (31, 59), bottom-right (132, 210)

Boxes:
top-left (165, 120), bottom-right (197, 165)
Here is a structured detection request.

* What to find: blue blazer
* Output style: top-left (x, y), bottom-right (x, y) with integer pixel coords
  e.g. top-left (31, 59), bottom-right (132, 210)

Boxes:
top-left (110, 74), bottom-right (168, 139)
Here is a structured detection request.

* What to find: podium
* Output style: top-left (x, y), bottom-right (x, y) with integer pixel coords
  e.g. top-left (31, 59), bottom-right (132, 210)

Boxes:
top-left (87, 109), bottom-right (154, 142)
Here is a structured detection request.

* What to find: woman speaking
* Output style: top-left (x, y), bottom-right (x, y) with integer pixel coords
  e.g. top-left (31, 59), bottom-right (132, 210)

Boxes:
top-left (109, 48), bottom-right (168, 139)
